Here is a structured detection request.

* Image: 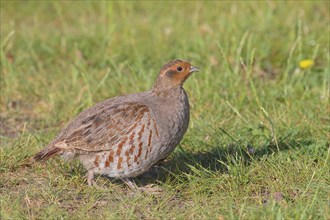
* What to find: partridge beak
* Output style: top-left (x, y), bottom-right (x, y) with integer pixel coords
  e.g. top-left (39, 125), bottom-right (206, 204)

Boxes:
top-left (189, 65), bottom-right (200, 73)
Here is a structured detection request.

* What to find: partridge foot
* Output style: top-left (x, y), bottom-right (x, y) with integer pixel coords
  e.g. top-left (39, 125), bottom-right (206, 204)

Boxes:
top-left (138, 184), bottom-right (163, 194)
top-left (122, 178), bottom-right (163, 194)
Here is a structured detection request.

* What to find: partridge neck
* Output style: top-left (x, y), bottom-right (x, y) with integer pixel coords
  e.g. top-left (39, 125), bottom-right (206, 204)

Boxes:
top-left (151, 84), bottom-right (184, 99)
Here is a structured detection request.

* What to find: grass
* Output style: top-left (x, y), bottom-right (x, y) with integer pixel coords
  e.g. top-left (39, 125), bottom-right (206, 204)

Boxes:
top-left (1, 1), bottom-right (329, 219)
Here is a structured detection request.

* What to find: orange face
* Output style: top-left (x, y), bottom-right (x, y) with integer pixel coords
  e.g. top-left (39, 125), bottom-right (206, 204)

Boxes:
top-left (159, 60), bottom-right (199, 86)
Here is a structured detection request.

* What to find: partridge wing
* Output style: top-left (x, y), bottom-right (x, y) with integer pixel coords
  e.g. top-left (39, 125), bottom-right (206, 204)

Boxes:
top-left (56, 103), bottom-right (157, 153)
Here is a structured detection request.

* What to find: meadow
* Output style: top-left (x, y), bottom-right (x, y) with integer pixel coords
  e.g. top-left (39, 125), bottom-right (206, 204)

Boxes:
top-left (0, 1), bottom-right (329, 219)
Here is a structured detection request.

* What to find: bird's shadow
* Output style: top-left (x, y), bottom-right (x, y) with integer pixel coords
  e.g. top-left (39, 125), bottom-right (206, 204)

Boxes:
top-left (130, 135), bottom-right (314, 186)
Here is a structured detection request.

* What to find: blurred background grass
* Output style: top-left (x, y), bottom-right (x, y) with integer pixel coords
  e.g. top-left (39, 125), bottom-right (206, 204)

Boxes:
top-left (1, 1), bottom-right (329, 219)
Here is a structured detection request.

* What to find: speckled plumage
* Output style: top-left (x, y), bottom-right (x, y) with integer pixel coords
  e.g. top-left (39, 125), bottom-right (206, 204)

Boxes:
top-left (34, 60), bottom-right (199, 186)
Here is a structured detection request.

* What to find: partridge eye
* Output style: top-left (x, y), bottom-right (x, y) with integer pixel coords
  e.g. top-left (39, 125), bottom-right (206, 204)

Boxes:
top-left (177, 67), bottom-right (183, 72)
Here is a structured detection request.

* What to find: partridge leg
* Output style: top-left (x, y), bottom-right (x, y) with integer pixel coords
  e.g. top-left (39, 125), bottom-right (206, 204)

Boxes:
top-left (122, 178), bottom-right (138, 190)
top-left (87, 170), bottom-right (94, 186)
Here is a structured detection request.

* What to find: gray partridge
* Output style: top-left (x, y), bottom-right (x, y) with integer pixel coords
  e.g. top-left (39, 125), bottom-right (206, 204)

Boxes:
top-left (34, 60), bottom-right (199, 187)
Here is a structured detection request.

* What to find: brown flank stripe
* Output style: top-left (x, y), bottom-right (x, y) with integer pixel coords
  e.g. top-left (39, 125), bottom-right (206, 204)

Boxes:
top-left (145, 130), bottom-right (153, 159)
top-left (152, 118), bottom-right (159, 137)
top-left (105, 159), bottom-right (110, 168)
top-left (117, 157), bottom-right (123, 169)
top-left (125, 150), bottom-right (131, 167)
top-left (129, 145), bottom-right (135, 154)
top-left (116, 137), bottom-right (127, 156)
top-left (134, 142), bottom-right (143, 163)
top-left (128, 131), bottom-right (136, 145)
top-left (146, 117), bottom-right (151, 128)
top-left (94, 155), bottom-right (99, 167)
top-left (148, 130), bottom-right (153, 149)
top-left (105, 150), bottom-right (114, 167)
top-left (137, 124), bottom-right (145, 141)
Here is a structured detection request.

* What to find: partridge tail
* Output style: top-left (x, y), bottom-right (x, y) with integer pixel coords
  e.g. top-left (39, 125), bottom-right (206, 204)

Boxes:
top-left (33, 147), bottom-right (62, 161)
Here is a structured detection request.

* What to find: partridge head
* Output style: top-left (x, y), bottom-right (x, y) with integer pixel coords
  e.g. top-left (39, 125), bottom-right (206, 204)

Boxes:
top-left (153, 60), bottom-right (199, 91)
top-left (34, 60), bottom-right (199, 188)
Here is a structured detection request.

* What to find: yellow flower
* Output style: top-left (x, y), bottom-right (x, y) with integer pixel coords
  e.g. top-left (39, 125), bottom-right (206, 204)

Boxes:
top-left (299, 59), bottom-right (314, 69)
